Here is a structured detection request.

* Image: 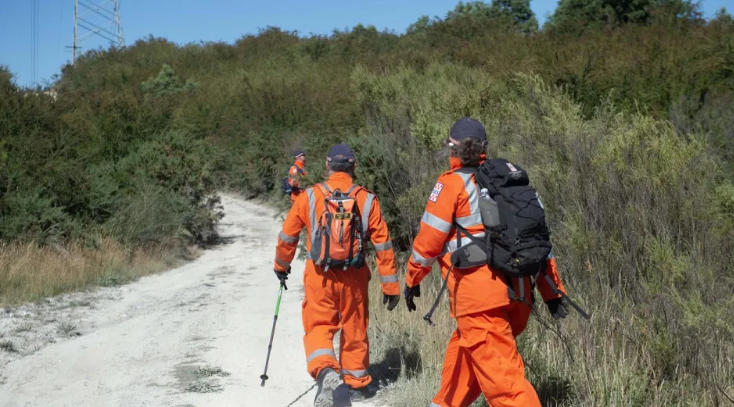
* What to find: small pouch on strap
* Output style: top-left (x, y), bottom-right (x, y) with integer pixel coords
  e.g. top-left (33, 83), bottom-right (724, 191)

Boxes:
top-left (450, 242), bottom-right (488, 269)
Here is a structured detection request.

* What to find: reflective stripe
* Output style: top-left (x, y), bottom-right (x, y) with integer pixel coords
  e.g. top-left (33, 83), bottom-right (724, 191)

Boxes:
top-left (307, 348), bottom-right (336, 363)
top-left (362, 193), bottom-right (375, 234)
top-left (456, 172), bottom-right (480, 220)
top-left (342, 369), bottom-right (368, 378)
top-left (374, 241), bottom-right (393, 252)
top-left (455, 213), bottom-right (483, 228)
top-left (305, 252), bottom-right (312, 260)
top-left (307, 187), bottom-right (318, 244)
top-left (431, 404), bottom-right (442, 407)
top-left (278, 231), bottom-right (299, 244)
top-left (444, 232), bottom-right (486, 253)
top-left (548, 249), bottom-right (555, 259)
top-left (380, 274), bottom-right (399, 283)
top-left (421, 212), bottom-right (452, 234)
top-left (275, 257), bottom-right (291, 268)
top-left (411, 249), bottom-right (437, 267)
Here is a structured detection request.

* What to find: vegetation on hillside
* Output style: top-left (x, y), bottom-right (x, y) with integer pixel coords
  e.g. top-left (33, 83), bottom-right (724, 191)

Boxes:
top-left (1, 0), bottom-right (733, 404)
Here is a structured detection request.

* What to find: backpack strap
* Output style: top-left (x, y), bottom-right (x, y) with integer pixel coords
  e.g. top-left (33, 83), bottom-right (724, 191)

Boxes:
top-left (317, 182), bottom-right (333, 196)
top-left (345, 184), bottom-right (360, 196)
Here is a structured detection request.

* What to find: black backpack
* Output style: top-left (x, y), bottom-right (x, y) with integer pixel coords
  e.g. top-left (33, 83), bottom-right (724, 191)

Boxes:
top-left (450, 158), bottom-right (552, 279)
top-left (281, 166), bottom-right (305, 194)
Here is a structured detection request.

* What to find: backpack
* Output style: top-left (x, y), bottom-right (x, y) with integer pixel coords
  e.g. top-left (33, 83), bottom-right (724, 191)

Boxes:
top-left (450, 158), bottom-right (552, 279)
top-left (281, 166), bottom-right (305, 194)
top-left (309, 183), bottom-right (366, 271)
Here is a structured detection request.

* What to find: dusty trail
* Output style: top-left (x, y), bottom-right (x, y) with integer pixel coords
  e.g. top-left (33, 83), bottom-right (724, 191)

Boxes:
top-left (0, 194), bottom-right (374, 407)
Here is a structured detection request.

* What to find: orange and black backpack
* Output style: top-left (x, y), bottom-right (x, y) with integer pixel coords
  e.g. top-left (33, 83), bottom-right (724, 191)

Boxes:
top-left (310, 183), bottom-right (366, 271)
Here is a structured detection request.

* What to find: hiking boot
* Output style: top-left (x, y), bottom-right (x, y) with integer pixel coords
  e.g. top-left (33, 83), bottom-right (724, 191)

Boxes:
top-left (314, 368), bottom-right (342, 407)
top-left (349, 382), bottom-right (378, 402)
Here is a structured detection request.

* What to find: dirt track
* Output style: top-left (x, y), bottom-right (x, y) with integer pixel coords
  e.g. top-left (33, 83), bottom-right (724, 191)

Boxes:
top-left (0, 194), bottom-right (373, 407)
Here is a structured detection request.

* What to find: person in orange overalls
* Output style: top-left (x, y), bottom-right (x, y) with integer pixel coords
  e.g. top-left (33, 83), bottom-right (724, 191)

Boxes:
top-left (274, 143), bottom-right (400, 407)
top-left (404, 118), bottom-right (570, 407)
top-left (288, 150), bottom-right (309, 204)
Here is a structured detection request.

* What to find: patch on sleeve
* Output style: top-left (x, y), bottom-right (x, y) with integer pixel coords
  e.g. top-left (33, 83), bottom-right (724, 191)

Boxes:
top-left (428, 182), bottom-right (444, 203)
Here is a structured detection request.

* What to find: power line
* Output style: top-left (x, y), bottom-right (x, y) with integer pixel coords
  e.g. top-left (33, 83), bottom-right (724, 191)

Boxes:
top-left (30, 0), bottom-right (39, 85)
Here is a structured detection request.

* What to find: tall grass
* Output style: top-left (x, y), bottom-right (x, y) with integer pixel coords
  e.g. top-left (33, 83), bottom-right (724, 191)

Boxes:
top-left (0, 240), bottom-right (185, 306)
top-left (361, 70), bottom-right (734, 406)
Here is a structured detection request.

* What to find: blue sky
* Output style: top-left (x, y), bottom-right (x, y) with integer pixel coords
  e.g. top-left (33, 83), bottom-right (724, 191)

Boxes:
top-left (0, 0), bottom-right (729, 87)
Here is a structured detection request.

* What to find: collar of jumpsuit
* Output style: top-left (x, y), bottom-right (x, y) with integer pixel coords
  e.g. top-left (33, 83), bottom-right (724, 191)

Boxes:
top-left (324, 171), bottom-right (354, 190)
top-left (449, 154), bottom-right (487, 171)
top-left (295, 160), bottom-right (306, 169)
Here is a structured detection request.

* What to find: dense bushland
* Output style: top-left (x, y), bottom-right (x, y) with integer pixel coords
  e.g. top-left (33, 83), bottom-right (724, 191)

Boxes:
top-left (1, 0), bottom-right (733, 404)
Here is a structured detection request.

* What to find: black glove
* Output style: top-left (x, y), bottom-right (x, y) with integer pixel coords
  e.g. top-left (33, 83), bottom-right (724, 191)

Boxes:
top-left (383, 294), bottom-right (399, 311)
top-left (546, 297), bottom-right (569, 320)
top-left (275, 267), bottom-right (290, 290)
top-left (404, 284), bottom-right (421, 312)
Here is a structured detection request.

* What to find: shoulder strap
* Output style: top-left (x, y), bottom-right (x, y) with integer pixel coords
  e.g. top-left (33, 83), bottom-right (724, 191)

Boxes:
top-left (316, 183), bottom-right (332, 196)
top-left (454, 167), bottom-right (478, 175)
top-left (345, 184), bottom-right (362, 196)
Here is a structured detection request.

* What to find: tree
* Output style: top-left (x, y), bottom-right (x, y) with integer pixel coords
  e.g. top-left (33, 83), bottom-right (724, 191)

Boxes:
top-left (444, 0), bottom-right (538, 33)
top-left (549, 0), bottom-right (700, 32)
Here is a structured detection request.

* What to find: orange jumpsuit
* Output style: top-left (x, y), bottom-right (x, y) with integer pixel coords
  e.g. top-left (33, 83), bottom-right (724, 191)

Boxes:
top-left (288, 161), bottom-right (308, 204)
top-left (274, 172), bottom-right (399, 388)
top-left (407, 157), bottom-right (566, 407)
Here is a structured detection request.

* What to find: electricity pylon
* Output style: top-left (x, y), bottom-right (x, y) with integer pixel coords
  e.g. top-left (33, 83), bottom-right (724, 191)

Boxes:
top-left (70, 0), bottom-right (124, 64)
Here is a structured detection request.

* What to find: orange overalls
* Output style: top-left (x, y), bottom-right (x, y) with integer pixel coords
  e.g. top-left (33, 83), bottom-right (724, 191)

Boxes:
top-left (288, 161), bottom-right (308, 204)
top-left (274, 172), bottom-right (399, 388)
top-left (407, 158), bottom-right (566, 407)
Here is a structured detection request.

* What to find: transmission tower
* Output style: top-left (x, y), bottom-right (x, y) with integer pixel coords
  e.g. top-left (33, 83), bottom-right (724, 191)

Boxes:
top-left (70, 0), bottom-right (124, 64)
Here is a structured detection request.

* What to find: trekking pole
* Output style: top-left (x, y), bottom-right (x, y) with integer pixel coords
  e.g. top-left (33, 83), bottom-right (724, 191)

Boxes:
top-left (543, 274), bottom-right (591, 320)
top-left (260, 281), bottom-right (286, 387)
top-left (423, 266), bottom-right (452, 326)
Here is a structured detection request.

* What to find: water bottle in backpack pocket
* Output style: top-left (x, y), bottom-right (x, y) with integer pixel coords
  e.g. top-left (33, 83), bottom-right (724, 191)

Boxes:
top-left (310, 183), bottom-right (365, 271)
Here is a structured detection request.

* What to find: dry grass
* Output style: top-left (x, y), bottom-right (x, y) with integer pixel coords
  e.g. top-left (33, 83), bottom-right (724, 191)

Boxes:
top-left (0, 239), bottom-right (186, 307)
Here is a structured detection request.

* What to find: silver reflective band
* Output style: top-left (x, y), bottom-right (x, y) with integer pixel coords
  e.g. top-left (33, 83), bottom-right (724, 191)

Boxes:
top-left (444, 232), bottom-right (486, 253)
top-left (307, 348), bottom-right (336, 363)
top-left (342, 369), bottom-right (368, 378)
top-left (374, 241), bottom-right (393, 252)
top-left (362, 193), bottom-right (375, 234)
top-left (307, 187), bottom-right (318, 244)
top-left (380, 274), bottom-right (399, 284)
top-left (456, 172), bottom-right (480, 218)
top-left (421, 212), bottom-right (452, 234)
top-left (431, 404), bottom-right (442, 407)
top-left (279, 231), bottom-right (299, 244)
top-left (411, 249), bottom-right (437, 267)
top-left (455, 213), bottom-right (483, 228)
top-left (548, 249), bottom-right (555, 259)
top-left (275, 257), bottom-right (291, 268)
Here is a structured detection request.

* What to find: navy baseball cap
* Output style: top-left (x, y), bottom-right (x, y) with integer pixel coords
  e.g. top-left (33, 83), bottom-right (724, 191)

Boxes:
top-left (448, 117), bottom-right (487, 146)
top-left (293, 149), bottom-right (306, 158)
top-left (327, 143), bottom-right (355, 163)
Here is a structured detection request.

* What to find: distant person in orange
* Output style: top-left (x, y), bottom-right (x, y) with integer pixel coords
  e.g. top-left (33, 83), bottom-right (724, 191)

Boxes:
top-left (273, 143), bottom-right (400, 407)
top-left (288, 149), bottom-right (309, 204)
top-left (404, 118), bottom-right (570, 407)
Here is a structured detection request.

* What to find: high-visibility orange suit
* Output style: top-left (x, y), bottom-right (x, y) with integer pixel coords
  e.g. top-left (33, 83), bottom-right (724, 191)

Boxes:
top-left (274, 172), bottom-right (399, 389)
top-left (407, 156), bottom-right (567, 407)
top-left (288, 160), bottom-right (308, 204)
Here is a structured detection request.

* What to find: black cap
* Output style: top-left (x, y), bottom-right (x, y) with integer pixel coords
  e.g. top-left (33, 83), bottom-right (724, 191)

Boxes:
top-left (449, 117), bottom-right (487, 146)
top-left (293, 149), bottom-right (305, 158)
top-left (327, 143), bottom-right (355, 163)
